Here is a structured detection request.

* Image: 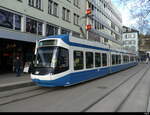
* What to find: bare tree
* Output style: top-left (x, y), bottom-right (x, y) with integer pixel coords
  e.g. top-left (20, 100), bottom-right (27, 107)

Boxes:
top-left (117, 0), bottom-right (150, 34)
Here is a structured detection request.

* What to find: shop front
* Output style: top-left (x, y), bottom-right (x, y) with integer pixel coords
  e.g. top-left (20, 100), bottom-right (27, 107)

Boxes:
top-left (0, 38), bottom-right (35, 74)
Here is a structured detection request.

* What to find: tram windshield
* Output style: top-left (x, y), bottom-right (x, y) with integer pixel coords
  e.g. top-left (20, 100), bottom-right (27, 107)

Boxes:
top-left (34, 46), bottom-right (69, 74)
top-left (34, 47), bottom-right (58, 68)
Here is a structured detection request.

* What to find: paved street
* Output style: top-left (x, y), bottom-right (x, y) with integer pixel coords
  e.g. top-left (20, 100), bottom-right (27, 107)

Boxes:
top-left (0, 64), bottom-right (150, 112)
top-left (0, 73), bottom-right (31, 85)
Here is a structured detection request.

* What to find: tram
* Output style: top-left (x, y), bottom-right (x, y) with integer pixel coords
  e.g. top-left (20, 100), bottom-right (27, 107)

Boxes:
top-left (31, 34), bottom-right (138, 87)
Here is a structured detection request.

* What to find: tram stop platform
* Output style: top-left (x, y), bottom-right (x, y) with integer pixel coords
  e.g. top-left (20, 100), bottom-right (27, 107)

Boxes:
top-left (0, 73), bottom-right (34, 92)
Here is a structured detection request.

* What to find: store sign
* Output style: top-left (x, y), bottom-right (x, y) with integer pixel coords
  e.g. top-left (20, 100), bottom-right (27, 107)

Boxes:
top-left (3, 53), bottom-right (13, 57)
top-left (6, 44), bottom-right (16, 49)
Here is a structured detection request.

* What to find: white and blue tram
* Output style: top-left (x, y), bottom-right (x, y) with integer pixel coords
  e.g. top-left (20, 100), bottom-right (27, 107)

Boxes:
top-left (31, 35), bottom-right (138, 87)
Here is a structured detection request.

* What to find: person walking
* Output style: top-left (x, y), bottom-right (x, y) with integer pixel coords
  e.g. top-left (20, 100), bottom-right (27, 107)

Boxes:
top-left (146, 57), bottom-right (149, 64)
top-left (14, 56), bottom-right (22, 77)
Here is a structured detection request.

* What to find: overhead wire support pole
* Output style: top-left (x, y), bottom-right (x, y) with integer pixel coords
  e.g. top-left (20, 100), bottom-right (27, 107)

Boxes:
top-left (79, 8), bottom-right (93, 39)
top-left (35, 23), bottom-right (39, 55)
top-left (79, 15), bottom-right (88, 39)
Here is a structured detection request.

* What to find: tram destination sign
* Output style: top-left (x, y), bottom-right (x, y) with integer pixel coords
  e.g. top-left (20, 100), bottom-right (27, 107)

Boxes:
top-left (39, 40), bottom-right (57, 47)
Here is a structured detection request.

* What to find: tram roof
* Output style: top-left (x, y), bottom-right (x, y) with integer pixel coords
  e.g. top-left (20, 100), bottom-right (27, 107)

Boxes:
top-left (42, 34), bottom-right (138, 56)
top-left (46, 34), bottom-right (69, 40)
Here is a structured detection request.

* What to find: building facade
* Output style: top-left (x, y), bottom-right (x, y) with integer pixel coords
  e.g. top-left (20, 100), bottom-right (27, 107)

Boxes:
top-left (139, 35), bottom-right (150, 60)
top-left (122, 26), bottom-right (139, 54)
top-left (0, 0), bottom-right (86, 73)
top-left (0, 0), bottom-right (123, 73)
top-left (139, 35), bottom-right (150, 52)
top-left (85, 0), bottom-right (123, 48)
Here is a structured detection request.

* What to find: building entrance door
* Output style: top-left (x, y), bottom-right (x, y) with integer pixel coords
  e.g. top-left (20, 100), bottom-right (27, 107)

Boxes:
top-left (0, 40), bottom-right (17, 73)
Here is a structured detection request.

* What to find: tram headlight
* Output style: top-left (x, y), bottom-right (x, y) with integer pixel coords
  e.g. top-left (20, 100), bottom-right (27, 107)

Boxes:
top-left (35, 71), bottom-right (40, 75)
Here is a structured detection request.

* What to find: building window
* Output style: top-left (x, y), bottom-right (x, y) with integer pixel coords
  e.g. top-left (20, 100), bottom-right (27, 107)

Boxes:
top-left (131, 34), bottom-right (135, 38)
top-left (0, 9), bottom-right (21, 31)
top-left (66, 0), bottom-right (71, 3)
top-left (86, 52), bottom-right (94, 69)
top-left (131, 40), bottom-right (136, 44)
top-left (36, 0), bottom-right (42, 9)
top-left (74, 0), bottom-right (80, 8)
top-left (53, 2), bottom-right (58, 16)
top-left (17, 0), bottom-right (23, 2)
top-left (15, 14), bottom-right (21, 30)
top-left (37, 22), bottom-right (42, 35)
top-left (26, 17), bottom-right (42, 35)
top-left (62, 7), bottom-right (70, 22)
top-left (74, 51), bottom-right (84, 70)
top-left (74, 13), bottom-right (79, 26)
top-left (104, 38), bottom-right (108, 43)
top-left (29, 0), bottom-right (34, 7)
top-left (48, 0), bottom-right (52, 14)
top-left (130, 46), bottom-right (136, 51)
top-left (61, 28), bottom-right (70, 35)
top-left (111, 22), bottom-right (115, 30)
top-left (48, 0), bottom-right (59, 17)
top-left (46, 24), bottom-right (58, 36)
top-left (62, 7), bottom-right (65, 20)
top-left (0, 9), bottom-right (13, 29)
top-left (28, 0), bottom-right (42, 10)
top-left (66, 9), bottom-right (70, 22)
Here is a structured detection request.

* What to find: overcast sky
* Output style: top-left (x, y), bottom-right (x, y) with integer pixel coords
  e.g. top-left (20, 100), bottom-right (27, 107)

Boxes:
top-left (111, 0), bottom-right (136, 27)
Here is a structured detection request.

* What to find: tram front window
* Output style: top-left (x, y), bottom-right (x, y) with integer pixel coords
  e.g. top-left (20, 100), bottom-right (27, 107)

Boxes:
top-left (35, 47), bottom-right (58, 68)
top-left (33, 47), bottom-right (69, 75)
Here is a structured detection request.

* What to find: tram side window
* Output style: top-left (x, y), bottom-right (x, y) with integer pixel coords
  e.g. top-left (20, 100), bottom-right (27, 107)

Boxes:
top-left (127, 56), bottom-right (129, 63)
top-left (123, 56), bottom-right (126, 63)
top-left (74, 51), bottom-right (84, 70)
top-left (102, 53), bottom-right (107, 66)
top-left (116, 55), bottom-right (119, 64)
top-left (130, 56), bottom-right (134, 62)
top-left (118, 55), bottom-right (121, 64)
top-left (95, 53), bottom-right (101, 67)
top-left (112, 54), bottom-right (116, 65)
top-left (55, 47), bottom-right (69, 74)
top-left (86, 52), bottom-right (94, 69)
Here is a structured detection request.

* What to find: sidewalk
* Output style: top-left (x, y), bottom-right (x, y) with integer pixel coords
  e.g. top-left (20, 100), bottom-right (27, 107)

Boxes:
top-left (0, 73), bottom-right (35, 92)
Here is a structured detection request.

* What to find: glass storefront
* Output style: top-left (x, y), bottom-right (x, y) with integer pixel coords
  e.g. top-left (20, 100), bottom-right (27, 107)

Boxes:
top-left (0, 39), bottom-right (35, 74)
top-left (0, 9), bottom-right (21, 30)
top-left (26, 18), bottom-right (42, 35)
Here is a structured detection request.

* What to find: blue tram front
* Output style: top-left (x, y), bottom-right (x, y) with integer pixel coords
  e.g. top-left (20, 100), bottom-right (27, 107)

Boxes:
top-left (31, 35), bottom-right (71, 87)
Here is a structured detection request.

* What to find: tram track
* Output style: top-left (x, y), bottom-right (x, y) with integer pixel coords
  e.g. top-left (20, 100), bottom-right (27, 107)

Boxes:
top-left (115, 65), bottom-right (150, 112)
top-left (83, 64), bottom-right (149, 112)
top-left (0, 64), bottom-right (147, 111)
top-left (0, 86), bottom-right (43, 99)
top-left (0, 86), bottom-right (61, 107)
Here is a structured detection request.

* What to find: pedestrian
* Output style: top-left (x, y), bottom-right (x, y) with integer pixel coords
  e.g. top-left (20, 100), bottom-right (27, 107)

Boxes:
top-left (14, 56), bottom-right (22, 77)
top-left (146, 57), bottom-right (149, 64)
